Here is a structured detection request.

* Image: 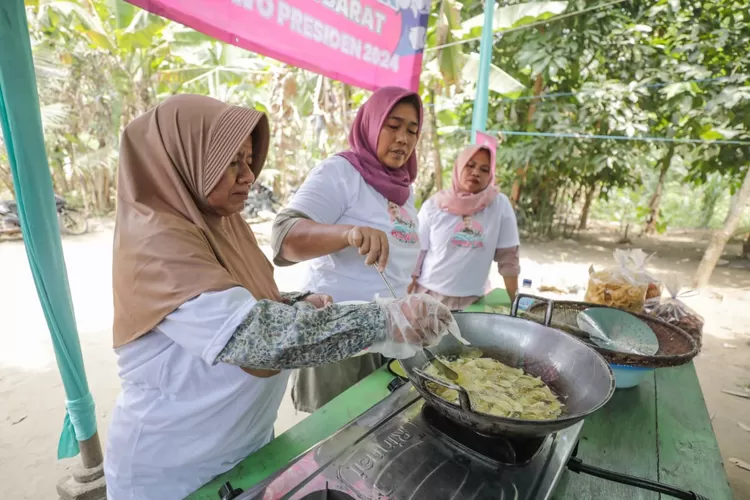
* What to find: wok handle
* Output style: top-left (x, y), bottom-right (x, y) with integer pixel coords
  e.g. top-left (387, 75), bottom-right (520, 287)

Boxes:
top-left (567, 457), bottom-right (708, 500)
top-left (413, 367), bottom-right (473, 412)
top-left (511, 293), bottom-right (555, 326)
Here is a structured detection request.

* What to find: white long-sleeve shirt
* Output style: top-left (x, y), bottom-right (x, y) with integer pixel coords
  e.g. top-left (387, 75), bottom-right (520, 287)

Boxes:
top-left (104, 287), bottom-right (290, 500)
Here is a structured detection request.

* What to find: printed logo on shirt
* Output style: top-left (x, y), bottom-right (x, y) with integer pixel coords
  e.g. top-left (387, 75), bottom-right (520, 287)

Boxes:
top-left (450, 215), bottom-right (485, 249)
top-left (387, 201), bottom-right (419, 245)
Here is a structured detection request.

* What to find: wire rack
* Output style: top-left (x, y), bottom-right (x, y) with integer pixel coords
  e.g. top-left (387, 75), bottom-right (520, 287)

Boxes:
top-left (514, 294), bottom-right (698, 368)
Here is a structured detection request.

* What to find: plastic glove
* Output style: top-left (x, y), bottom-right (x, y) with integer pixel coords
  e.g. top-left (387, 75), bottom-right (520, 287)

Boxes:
top-left (370, 293), bottom-right (459, 359)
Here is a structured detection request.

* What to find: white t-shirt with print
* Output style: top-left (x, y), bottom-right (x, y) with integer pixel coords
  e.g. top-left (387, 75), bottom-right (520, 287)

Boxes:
top-left (287, 156), bottom-right (421, 302)
top-left (417, 193), bottom-right (520, 297)
top-left (105, 287), bottom-right (290, 500)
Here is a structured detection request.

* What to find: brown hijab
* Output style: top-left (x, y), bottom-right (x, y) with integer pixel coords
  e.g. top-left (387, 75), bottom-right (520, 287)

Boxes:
top-left (112, 94), bottom-right (281, 348)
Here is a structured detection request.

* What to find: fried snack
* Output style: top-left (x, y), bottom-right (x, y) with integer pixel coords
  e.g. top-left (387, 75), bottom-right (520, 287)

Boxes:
top-left (646, 282), bottom-right (662, 300)
top-left (425, 356), bottom-right (564, 420)
top-left (584, 271), bottom-right (649, 313)
top-left (584, 249), bottom-right (654, 313)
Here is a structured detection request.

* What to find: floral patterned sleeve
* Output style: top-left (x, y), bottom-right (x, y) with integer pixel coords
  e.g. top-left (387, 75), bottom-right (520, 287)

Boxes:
top-left (215, 300), bottom-right (385, 370)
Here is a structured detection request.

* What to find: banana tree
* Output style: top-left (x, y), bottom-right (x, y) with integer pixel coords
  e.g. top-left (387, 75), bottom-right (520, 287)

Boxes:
top-left (27, 0), bottom-right (248, 211)
top-left (24, 0), bottom-right (174, 211)
top-left (163, 25), bottom-right (274, 102)
top-left (0, 48), bottom-right (70, 195)
top-left (425, 0), bottom-right (567, 94)
top-left (38, 0), bottom-right (172, 121)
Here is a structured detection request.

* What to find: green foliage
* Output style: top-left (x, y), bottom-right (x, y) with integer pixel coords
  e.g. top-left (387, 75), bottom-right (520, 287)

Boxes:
top-left (2, 0), bottom-right (748, 235)
top-left (10, 0), bottom-right (363, 210)
top-left (466, 0), bottom-right (750, 237)
top-left (593, 170), bottom-right (750, 232)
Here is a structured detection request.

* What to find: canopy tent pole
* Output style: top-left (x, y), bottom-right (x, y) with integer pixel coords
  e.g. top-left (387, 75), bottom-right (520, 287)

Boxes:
top-left (0, 1), bottom-right (104, 496)
top-left (470, 0), bottom-right (496, 144)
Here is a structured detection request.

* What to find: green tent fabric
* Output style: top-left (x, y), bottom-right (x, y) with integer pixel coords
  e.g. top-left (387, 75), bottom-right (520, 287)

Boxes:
top-left (0, 0), bottom-right (97, 458)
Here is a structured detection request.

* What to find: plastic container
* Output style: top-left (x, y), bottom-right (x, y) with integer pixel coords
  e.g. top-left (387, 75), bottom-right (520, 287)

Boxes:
top-left (517, 279), bottom-right (534, 311)
top-left (610, 363), bottom-right (654, 389)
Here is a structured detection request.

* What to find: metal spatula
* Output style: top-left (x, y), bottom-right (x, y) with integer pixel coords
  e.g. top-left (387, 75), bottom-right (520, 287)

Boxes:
top-left (374, 266), bottom-right (459, 381)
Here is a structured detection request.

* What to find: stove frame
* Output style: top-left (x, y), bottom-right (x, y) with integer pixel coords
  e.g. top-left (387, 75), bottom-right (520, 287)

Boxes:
top-left (235, 383), bottom-right (582, 500)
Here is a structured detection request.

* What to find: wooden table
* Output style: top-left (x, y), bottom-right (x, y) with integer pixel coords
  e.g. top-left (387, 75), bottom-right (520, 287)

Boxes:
top-left (190, 291), bottom-right (732, 500)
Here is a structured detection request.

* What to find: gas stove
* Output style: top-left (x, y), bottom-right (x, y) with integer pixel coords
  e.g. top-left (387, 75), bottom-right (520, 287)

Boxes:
top-left (232, 381), bottom-right (582, 500)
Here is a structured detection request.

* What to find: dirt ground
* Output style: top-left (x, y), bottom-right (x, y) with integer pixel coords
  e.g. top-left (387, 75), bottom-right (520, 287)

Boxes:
top-left (0, 221), bottom-right (748, 499)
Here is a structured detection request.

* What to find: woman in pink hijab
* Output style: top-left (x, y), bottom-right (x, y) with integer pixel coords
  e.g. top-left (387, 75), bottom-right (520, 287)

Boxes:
top-left (408, 144), bottom-right (521, 310)
top-left (271, 87), bottom-right (423, 412)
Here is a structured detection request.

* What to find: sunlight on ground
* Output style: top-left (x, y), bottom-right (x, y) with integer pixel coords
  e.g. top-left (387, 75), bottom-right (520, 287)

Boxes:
top-left (1, 227), bottom-right (748, 499)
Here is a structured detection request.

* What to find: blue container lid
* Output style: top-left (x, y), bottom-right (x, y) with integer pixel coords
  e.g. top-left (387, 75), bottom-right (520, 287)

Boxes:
top-left (609, 363), bottom-right (654, 372)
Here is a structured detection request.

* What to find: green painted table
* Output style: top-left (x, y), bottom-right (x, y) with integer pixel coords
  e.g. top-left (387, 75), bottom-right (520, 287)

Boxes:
top-left (191, 290), bottom-right (732, 500)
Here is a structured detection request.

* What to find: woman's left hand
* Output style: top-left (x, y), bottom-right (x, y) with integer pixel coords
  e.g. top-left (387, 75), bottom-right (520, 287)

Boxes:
top-left (304, 294), bottom-right (334, 309)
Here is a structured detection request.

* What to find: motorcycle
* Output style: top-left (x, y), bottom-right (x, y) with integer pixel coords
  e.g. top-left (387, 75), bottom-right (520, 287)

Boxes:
top-left (0, 194), bottom-right (88, 238)
top-left (242, 183), bottom-right (282, 220)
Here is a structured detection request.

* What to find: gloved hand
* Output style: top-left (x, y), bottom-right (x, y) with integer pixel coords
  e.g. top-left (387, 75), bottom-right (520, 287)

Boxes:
top-left (370, 294), bottom-right (459, 359)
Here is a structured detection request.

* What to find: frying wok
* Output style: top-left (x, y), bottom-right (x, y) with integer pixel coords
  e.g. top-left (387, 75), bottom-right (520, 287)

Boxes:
top-left (400, 312), bottom-right (615, 438)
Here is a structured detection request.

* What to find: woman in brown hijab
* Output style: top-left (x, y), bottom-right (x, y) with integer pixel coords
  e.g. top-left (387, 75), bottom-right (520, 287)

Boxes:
top-left (103, 95), bottom-right (456, 500)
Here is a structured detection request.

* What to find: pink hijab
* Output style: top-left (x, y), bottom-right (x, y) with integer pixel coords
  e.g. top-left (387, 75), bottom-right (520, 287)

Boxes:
top-left (338, 87), bottom-right (423, 206)
top-left (434, 144), bottom-right (498, 216)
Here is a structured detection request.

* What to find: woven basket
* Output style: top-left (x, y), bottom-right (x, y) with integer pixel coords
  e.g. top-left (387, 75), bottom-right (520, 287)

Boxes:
top-left (519, 296), bottom-right (698, 368)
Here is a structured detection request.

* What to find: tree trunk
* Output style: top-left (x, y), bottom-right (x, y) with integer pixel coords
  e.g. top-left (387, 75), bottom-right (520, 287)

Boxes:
top-left (561, 183), bottom-right (581, 237)
top-left (619, 223), bottom-right (632, 245)
top-left (0, 163), bottom-right (15, 196)
top-left (269, 72), bottom-right (292, 197)
top-left (578, 184), bottom-right (597, 230)
top-left (726, 191), bottom-right (739, 224)
top-left (743, 233), bottom-right (750, 260)
top-left (418, 171), bottom-right (436, 205)
top-left (76, 173), bottom-right (89, 214)
top-left (510, 73), bottom-right (544, 205)
top-left (49, 152), bottom-right (70, 195)
top-left (694, 165), bottom-right (750, 287)
top-left (644, 144), bottom-right (675, 235)
top-left (340, 83), bottom-right (351, 134)
top-left (428, 87), bottom-right (443, 192)
top-left (100, 168), bottom-right (112, 212)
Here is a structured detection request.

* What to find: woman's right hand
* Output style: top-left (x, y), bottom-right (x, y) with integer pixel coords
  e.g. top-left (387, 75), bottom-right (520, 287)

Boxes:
top-left (345, 226), bottom-right (390, 271)
top-left (406, 277), bottom-right (419, 294)
top-left (380, 294), bottom-right (456, 349)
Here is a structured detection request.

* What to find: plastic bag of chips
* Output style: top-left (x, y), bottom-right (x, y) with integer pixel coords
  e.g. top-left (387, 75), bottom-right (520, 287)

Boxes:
top-left (584, 249), bottom-right (656, 313)
top-left (644, 275), bottom-right (704, 349)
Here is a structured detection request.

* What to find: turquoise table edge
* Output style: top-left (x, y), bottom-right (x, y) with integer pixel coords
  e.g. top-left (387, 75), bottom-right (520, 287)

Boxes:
top-left (188, 289), bottom-right (511, 499)
top-left (190, 289), bottom-right (732, 499)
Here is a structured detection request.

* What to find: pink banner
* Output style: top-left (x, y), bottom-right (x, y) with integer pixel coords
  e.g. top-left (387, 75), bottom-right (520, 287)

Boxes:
top-left (126, 0), bottom-right (431, 91)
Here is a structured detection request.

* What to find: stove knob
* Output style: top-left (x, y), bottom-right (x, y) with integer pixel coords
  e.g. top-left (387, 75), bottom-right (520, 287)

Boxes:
top-left (218, 481), bottom-right (244, 500)
top-left (387, 377), bottom-right (406, 392)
